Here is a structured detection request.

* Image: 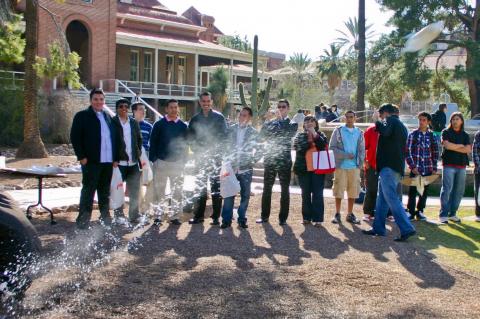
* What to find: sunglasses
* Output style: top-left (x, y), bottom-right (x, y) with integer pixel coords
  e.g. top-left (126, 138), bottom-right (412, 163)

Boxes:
top-left (277, 105), bottom-right (288, 109)
top-left (118, 104), bottom-right (129, 109)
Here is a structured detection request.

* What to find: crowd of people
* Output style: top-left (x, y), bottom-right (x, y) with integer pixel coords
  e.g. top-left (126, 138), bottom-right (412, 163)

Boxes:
top-left (70, 89), bottom-right (480, 242)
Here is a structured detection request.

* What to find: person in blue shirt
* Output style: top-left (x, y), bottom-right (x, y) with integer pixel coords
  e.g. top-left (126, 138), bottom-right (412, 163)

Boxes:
top-left (329, 110), bottom-right (365, 225)
top-left (132, 102), bottom-right (153, 154)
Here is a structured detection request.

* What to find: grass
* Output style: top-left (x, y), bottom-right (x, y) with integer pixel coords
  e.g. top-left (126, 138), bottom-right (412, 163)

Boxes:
top-left (412, 207), bottom-right (480, 275)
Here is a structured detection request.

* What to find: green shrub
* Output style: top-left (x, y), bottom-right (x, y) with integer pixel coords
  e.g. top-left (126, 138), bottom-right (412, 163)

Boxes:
top-left (0, 81), bottom-right (23, 146)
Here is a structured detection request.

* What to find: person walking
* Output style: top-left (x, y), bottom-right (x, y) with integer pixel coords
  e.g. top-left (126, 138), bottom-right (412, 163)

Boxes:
top-left (220, 107), bottom-right (262, 229)
top-left (293, 116), bottom-right (328, 226)
top-left (362, 103), bottom-right (416, 241)
top-left (405, 112), bottom-right (439, 221)
top-left (330, 110), bottom-right (365, 225)
top-left (70, 88), bottom-right (119, 229)
top-left (438, 112), bottom-right (471, 224)
top-left (257, 99), bottom-right (298, 226)
top-left (149, 99), bottom-right (188, 225)
top-left (188, 92), bottom-right (228, 225)
top-left (112, 98), bottom-right (143, 224)
top-left (472, 129), bottom-right (480, 222)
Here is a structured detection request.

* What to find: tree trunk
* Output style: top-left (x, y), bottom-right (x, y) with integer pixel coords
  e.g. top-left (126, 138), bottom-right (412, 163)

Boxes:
top-left (466, 52), bottom-right (480, 118)
top-left (16, 0), bottom-right (48, 158)
top-left (356, 0), bottom-right (366, 113)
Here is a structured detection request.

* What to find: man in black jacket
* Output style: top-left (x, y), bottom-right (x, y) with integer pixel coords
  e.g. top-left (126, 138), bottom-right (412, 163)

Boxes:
top-left (188, 92), bottom-right (228, 225)
top-left (362, 103), bottom-right (416, 242)
top-left (112, 98), bottom-right (143, 223)
top-left (257, 99), bottom-right (298, 225)
top-left (70, 88), bottom-right (119, 229)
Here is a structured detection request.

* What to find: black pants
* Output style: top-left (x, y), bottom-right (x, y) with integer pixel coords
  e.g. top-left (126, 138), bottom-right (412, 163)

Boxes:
top-left (77, 162), bottom-right (113, 227)
top-left (297, 172), bottom-right (325, 222)
top-left (193, 159), bottom-right (222, 220)
top-left (363, 167), bottom-right (378, 216)
top-left (475, 173), bottom-right (480, 217)
top-left (407, 185), bottom-right (429, 215)
top-left (261, 162), bottom-right (292, 222)
top-left (119, 164), bottom-right (141, 221)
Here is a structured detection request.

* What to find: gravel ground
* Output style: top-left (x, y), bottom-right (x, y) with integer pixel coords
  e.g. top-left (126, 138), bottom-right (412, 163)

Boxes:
top-left (3, 194), bottom-right (480, 319)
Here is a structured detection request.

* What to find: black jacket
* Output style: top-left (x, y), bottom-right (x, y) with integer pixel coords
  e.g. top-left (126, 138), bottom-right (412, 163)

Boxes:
top-left (225, 124), bottom-right (262, 172)
top-left (431, 109), bottom-right (447, 132)
top-left (188, 109), bottom-right (227, 156)
top-left (70, 106), bottom-right (119, 163)
top-left (375, 115), bottom-right (408, 175)
top-left (293, 131), bottom-right (328, 174)
top-left (112, 116), bottom-right (142, 164)
top-left (260, 118), bottom-right (298, 165)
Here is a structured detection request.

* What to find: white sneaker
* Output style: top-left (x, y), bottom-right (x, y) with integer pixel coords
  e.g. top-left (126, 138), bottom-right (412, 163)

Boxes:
top-left (475, 216), bottom-right (480, 222)
top-left (448, 216), bottom-right (461, 223)
top-left (439, 217), bottom-right (449, 224)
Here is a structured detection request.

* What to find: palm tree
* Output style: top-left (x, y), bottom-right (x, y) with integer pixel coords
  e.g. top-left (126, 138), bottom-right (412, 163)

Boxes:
top-left (286, 52), bottom-right (312, 105)
top-left (335, 16), bottom-right (374, 54)
top-left (317, 44), bottom-right (343, 103)
top-left (357, 0), bottom-right (366, 112)
top-left (207, 66), bottom-right (229, 114)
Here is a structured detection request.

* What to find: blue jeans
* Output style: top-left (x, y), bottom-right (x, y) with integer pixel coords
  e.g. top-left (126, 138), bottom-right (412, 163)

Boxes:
top-left (297, 172), bottom-right (325, 222)
top-left (439, 166), bottom-right (466, 218)
top-left (221, 170), bottom-right (253, 223)
top-left (373, 168), bottom-right (415, 236)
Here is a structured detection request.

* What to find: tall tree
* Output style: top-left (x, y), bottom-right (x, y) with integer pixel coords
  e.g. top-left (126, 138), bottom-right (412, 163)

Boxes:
top-left (335, 16), bottom-right (374, 53)
top-left (286, 52), bottom-right (312, 105)
top-left (16, 0), bottom-right (48, 158)
top-left (317, 44), bottom-right (343, 103)
top-left (378, 0), bottom-right (480, 117)
top-left (357, 0), bottom-right (366, 112)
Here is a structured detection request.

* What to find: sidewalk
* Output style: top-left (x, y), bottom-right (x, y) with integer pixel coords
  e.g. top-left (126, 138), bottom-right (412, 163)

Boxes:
top-left (6, 177), bottom-right (476, 209)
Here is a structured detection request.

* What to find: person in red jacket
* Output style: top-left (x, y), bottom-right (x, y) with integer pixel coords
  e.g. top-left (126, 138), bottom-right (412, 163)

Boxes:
top-left (362, 122), bottom-right (379, 221)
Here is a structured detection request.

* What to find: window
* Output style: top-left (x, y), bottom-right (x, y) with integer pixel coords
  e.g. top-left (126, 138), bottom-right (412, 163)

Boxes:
top-left (130, 50), bottom-right (139, 81)
top-left (143, 52), bottom-right (152, 82)
top-left (178, 56), bottom-right (186, 85)
top-left (166, 55), bottom-right (174, 84)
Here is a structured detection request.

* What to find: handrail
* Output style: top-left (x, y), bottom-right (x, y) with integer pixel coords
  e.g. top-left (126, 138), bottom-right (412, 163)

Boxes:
top-left (116, 79), bottom-right (162, 120)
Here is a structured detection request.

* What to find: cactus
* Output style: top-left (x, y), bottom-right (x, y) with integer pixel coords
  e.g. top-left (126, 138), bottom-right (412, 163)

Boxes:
top-left (238, 35), bottom-right (272, 121)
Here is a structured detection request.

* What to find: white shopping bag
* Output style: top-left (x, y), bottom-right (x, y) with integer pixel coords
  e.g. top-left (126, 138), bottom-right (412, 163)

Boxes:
top-left (220, 162), bottom-right (241, 198)
top-left (140, 146), bottom-right (153, 185)
top-left (110, 167), bottom-right (125, 210)
top-left (312, 146), bottom-right (336, 174)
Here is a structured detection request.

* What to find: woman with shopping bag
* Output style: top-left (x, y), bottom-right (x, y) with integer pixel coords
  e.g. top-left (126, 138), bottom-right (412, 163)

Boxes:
top-left (293, 116), bottom-right (329, 226)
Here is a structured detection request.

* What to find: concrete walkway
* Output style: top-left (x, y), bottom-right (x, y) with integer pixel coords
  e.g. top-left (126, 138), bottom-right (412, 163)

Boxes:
top-left (6, 177), bottom-right (476, 209)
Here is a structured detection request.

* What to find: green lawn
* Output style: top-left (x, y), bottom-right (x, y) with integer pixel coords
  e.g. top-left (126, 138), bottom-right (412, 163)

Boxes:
top-left (412, 208), bottom-right (480, 275)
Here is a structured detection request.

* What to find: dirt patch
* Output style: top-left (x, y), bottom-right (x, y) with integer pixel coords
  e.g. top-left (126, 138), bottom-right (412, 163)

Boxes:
top-left (3, 194), bottom-right (480, 318)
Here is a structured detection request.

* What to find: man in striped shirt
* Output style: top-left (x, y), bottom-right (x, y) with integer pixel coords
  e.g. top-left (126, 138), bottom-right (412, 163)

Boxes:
top-left (132, 102), bottom-right (153, 154)
top-left (405, 112), bottom-right (439, 221)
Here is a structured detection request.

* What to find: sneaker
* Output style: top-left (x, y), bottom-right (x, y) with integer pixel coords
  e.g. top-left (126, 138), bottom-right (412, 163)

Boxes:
top-left (448, 216), bottom-right (461, 223)
top-left (220, 222), bottom-right (231, 229)
top-left (188, 218), bottom-right (204, 224)
top-left (346, 213), bottom-right (361, 225)
top-left (439, 217), bottom-right (449, 224)
top-left (313, 222), bottom-right (323, 227)
top-left (387, 216), bottom-right (395, 223)
top-left (331, 213), bottom-right (341, 224)
top-left (408, 212), bottom-right (416, 220)
top-left (170, 219), bottom-right (181, 226)
top-left (210, 218), bottom-right (220, 226)
top-left (416, 211), bottom-right (427, 221)
top-left (153, 218), bottom-right (162, 226)
top-left (302, 220), bottom-right (312, 225)
top-left (362, 214), bottom-right (374, 222)
top-left (238, 222), bottom-right (248, 229)
top-left (256, 218), bottom-right (269, 224)
top-left (475, 216), bottom-right (480, 222)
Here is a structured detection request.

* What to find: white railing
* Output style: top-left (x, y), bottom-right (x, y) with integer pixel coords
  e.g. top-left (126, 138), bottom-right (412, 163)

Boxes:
top-left (0, 70), bottom-right (24, 90)
top-left (115, 80), bottom-right (161, 120)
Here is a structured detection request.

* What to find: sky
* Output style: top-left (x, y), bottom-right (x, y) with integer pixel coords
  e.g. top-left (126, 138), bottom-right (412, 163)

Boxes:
top-left (162, 0), bottom-right (394, 60)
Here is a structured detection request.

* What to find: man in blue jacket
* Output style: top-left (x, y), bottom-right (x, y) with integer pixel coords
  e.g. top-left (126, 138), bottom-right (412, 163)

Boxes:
top-left (188, 92), bottom-right (228, 225)
top-left (70, 88), bottom-right (119, 229)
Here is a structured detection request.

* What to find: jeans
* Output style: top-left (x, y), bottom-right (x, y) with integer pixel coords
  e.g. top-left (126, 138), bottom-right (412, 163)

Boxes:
top-left (439, 166), bottom-right (466, 218)
top-left (407, 172), bottom-right (430, 214)
top-left (373, 168), bottom-right (415, 236)
top-left (78, 162), bottom-right (113, 227)
top-left (261, 162), bottom-right (292, 222)
top-left (119, 164), bottom-right (141, 221)
top-left (297, 172), bottom-right (325, 222)
top-left (221, 170), bottom-right (253, 223)
top-left (363, 167), bottom-right (378, 216)
top-left (193, 157), bottom-right (222, 220)
top-left (475, 172), bottom-right (480, 217)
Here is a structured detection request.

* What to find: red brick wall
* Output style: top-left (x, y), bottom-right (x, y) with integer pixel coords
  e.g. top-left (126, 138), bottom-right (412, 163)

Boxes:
top-left (37, 0), bottom-right (117, 88)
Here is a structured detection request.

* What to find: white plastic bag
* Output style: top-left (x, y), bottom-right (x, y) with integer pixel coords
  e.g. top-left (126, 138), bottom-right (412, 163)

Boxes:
top-left (110, 167), bottom-right (125, 210)
top-left (140, 146), bottom-right (153, 185)
top-left (220, 162), bottom-right (241, 198)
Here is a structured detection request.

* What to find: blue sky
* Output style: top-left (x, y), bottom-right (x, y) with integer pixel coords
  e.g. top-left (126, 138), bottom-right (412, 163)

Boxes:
top-left (162, 0), bottom-right (394, 59)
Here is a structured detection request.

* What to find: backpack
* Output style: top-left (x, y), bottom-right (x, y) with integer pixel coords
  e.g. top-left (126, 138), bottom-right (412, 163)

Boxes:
top-left (430, 112), bottom-right (443, 132)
